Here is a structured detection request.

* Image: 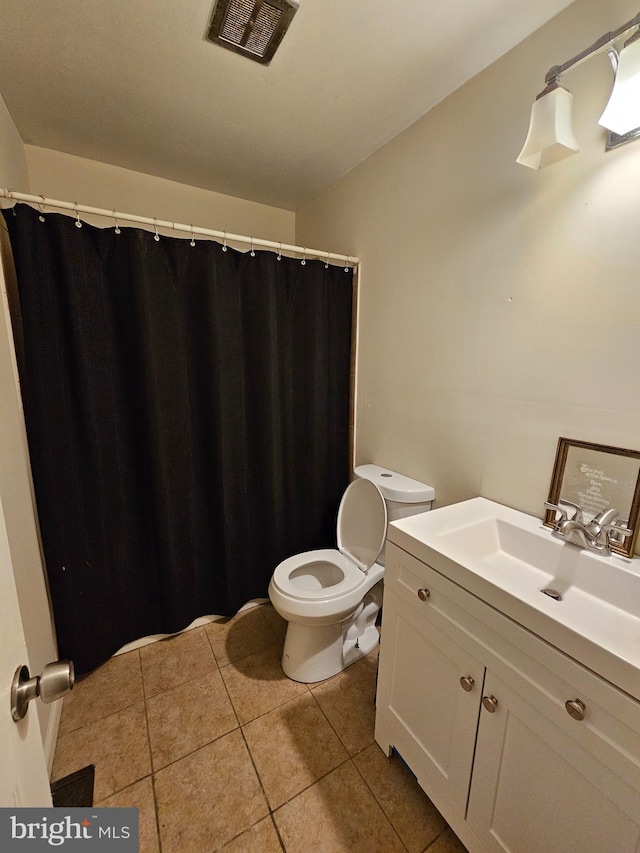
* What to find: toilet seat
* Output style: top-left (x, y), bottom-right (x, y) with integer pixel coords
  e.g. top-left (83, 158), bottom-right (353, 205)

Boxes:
top-left (271, 549), bottom-right (363, 601)
top-left (271, 478), bottom-right (387, 601)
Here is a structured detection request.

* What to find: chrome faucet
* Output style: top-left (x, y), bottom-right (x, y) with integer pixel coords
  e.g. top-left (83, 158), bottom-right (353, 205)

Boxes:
top-left (545, 500), bottom-right (632, 554)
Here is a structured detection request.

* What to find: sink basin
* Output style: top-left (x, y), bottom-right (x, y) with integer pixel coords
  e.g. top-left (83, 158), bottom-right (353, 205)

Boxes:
top-left (389, 497), bottom-right (640, 697)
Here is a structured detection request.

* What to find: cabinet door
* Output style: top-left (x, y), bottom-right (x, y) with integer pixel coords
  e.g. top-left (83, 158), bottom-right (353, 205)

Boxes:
top-left (376, 587), bottom-right (485, 823)
top-left (467, 670), bottom-right (640, 853)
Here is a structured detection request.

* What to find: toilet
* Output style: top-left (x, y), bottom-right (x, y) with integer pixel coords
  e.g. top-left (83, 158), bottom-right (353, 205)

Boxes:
top-left (269, 464), bottom-right (435, 682)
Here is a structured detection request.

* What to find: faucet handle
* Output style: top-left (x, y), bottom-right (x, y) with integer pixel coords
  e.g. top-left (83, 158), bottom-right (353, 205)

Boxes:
top-left (559, 500), bottom-right (584, 523)
top-left (545, 502), bottom-right (568, 523)
top-left (602, 522), bottom-right (633, 548)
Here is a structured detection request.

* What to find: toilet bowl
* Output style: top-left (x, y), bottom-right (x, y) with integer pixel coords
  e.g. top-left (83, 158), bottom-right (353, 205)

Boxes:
top-left (269, 464), bottom-right (435, 683)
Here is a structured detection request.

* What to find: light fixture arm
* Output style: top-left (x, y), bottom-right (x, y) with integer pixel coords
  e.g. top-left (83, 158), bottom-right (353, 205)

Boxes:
top-left (543, 11), bottom-right (640, 87)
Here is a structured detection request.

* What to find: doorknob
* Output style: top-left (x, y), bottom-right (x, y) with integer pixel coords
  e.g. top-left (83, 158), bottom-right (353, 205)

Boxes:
top-left (11, 660), bottom-right (75, 722)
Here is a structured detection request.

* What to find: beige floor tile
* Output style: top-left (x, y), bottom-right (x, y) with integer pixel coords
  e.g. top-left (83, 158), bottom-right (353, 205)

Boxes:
top-left (243, 692), bottom-right (348, 809)
top-left (205, 606), bottom-right (279, 666)
top-left (140, 626), bottom-right (217, 698)
top-left (59, 650), bottom-right (144, 735)
top-left (220, 816), bottom-right (283, 852)
top-left (354, 744), bottom-right (446, 853)
top-left (146, 669), bottom-right (238, 770)
top-left (96, 777), bottom-right (159, 853)
top-left (261, 603), bottom-right (288, 642)
top-left (154, 729), bottom-right (268, 853)
top-left (274, 760), bottom-right (405, 853)
top-left (427, 828), bottom-right (469, 853)
top-left (220, 644), bottom-right (308, 724)
top-left (311, 650), bottom-right (379, 755)
top-left (52, 702), bottom-right (151, 802)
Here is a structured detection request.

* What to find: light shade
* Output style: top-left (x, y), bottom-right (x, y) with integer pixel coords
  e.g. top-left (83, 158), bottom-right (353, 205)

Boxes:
top-left (516, 85), bottom-right (581, 169)
top-left (598, 37), bottom-right (640, 135)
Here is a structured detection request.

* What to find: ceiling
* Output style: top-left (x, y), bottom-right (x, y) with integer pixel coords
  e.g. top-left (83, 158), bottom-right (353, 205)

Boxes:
top-left (0, 0), bottom-right (575, 210)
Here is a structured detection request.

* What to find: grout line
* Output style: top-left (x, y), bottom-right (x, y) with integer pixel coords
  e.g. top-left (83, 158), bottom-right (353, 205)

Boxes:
top-left (351, 750), bottom-right (411, 853)
top-left (147, 722), bottom-right (241, 777)
top-left (70, 619), bottom-right (400, 851)
top-left (267, 755), bottom-right (353, 813)
top-left (306, 690), bottom-right (350, 755)
top-left (257, 602), bottom-right (286, 645)
top-left (145, 663), bottom-right (241, 776)
top-left (57, 657), bottom-right (146, 737)
top-left (57, 699), bottom-right (142, 739)
top-left (201, 619), bottom-right (221, 668)
top-left (140, 693), bottom-right (164, 853)
top-left (150, 773), bottom-right (164, 853)
top-left (238, 725), bottom-right (272, 816)
top-left (268, 813), bottom-right (287, 852)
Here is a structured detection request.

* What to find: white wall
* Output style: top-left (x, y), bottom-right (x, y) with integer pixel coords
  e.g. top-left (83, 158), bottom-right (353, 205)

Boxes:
top-left (25, 147), bottom-right (295, 245)
top-left (297, 0), bottom-right (640, 522)
top-left (0, 93), bottom-right (59, 759)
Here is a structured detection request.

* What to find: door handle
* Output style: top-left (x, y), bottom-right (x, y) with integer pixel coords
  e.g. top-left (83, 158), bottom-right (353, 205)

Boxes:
top-left (11, 660), bottom-right (75, 722)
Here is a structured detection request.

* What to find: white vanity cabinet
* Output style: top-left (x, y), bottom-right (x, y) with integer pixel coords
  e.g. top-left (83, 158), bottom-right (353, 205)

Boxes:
top-left (375, 541), bottom-right (640, 853)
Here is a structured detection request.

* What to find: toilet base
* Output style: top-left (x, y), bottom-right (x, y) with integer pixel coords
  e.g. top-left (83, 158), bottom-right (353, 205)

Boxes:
top-left (280, 582), bottom-right (383, 683)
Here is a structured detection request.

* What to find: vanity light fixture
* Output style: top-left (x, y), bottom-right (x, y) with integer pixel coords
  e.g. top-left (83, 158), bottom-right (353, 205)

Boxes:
top-left (517, 10), bottom-right (640, 169)
top-left (598, 30), bottom-right (640, 135)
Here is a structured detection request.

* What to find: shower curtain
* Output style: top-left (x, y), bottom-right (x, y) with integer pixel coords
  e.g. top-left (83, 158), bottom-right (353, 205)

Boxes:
top-left (4, 205), bottom-right (353, 674)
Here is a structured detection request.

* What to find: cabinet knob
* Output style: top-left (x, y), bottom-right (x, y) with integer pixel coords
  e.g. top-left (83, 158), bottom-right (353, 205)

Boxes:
top-left (459, 676), bottom-right (475, 692)
top-left (482, 695), bottom-right (499, 713)
top-left (565, 699), bottom-right (586, 721)
top-left (417, 588), bottom-right (430, 601)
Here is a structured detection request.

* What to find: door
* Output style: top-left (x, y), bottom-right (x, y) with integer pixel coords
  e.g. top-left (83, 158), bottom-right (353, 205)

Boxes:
top-left (375, 587), bottom-right (485, 823)
top-left (466, 670), bottom-right (640, 853)
top-left (0, 493), bottom-right (52, 806)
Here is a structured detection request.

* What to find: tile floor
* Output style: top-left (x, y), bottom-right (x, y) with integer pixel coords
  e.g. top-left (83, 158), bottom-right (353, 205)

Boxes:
top-left (52, 603), bottom-right (468, 853)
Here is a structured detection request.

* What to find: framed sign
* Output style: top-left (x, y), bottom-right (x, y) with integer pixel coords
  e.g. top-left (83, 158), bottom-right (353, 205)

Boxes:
top-left (544, 437), bottom-right (640, 557)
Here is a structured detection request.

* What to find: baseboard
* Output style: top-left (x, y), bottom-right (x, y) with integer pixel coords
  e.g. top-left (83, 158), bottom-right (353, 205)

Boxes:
top-left (44, 699), bottom-right (62, 777)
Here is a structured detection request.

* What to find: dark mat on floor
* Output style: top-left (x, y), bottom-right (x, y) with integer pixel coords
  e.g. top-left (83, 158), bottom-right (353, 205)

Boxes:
top-left (51, 765), bottom-right (95, 807)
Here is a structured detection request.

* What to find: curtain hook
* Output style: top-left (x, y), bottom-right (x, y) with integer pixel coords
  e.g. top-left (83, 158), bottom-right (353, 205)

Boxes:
top-left (325, 252), bottom-right (330, 269)
top-left (344, 256), bottom-right (351, 272)
top-left (38, 194), bottom-right (47, 222)
top-left (190, 225), bottom-right (196, 247)
top-left (277, 242), bottom-right (282, 261)
top-left (222, 231), bottom-right (228, 252)
top-left (112, 209), bottom-right (121, 234)
top-left (301, 248), bottom-right (307, 266)
top-left (153, 218), bottom-right (160, 242)
top-left (250, 237), bottom-right (255, 257)
top-left (6, 188), bottom-right (17, 216)
top-left (74, 202), bottom-right (82, 228)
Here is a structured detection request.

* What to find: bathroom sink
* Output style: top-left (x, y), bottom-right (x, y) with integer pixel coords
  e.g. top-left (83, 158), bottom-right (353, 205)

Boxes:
top-left (388, 497), bottom-right (640, 697)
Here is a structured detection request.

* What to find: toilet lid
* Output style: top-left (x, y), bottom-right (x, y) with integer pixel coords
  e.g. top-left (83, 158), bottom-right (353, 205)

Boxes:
top-left (336, 478), bottom-right (387, 571)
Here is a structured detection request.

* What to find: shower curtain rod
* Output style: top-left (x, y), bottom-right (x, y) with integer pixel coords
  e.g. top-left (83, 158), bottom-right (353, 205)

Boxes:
top-left (0, 189), bottom-right (360, 267)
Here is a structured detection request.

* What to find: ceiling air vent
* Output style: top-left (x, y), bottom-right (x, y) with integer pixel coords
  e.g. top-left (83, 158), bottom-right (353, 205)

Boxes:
top-left (206, 0), bottom-right (299, 65)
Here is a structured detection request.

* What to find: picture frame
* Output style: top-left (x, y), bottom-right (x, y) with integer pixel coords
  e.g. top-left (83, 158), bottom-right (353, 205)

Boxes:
top-left (544, 437), bottom-right (640, 557)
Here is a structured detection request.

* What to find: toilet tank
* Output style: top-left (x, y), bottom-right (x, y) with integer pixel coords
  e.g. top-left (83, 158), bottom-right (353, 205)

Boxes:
top-left (353, 464), bottom-right (435, 564)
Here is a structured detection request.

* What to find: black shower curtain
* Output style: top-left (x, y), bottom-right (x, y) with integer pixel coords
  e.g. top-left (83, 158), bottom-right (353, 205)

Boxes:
top-left (4, 205), bottom-right (353, 674)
